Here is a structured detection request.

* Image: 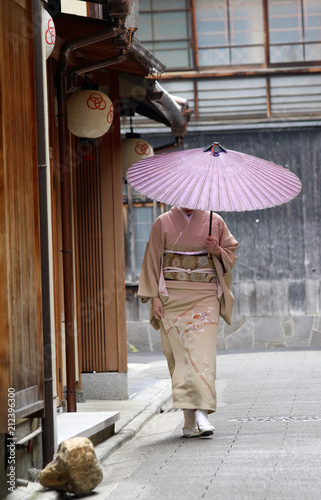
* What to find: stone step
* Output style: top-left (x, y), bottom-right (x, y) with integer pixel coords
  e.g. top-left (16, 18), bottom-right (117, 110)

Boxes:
top-left (57, 411), bottom-right (120, 447)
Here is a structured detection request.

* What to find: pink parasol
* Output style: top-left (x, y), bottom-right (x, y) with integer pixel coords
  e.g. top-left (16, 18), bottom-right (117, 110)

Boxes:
top-left (126, 142), bottom-right (302, 213)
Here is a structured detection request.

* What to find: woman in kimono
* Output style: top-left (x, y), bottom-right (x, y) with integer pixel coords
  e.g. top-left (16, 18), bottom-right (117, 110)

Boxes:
top-left (138, 206), bottom-right (238, 437)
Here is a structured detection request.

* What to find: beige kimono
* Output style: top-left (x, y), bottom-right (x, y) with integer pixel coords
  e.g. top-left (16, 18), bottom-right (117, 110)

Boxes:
top-left (138, 207), bottom-right (238, 413)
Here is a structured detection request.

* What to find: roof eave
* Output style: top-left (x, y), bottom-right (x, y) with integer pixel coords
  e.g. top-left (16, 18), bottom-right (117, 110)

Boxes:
top-left (129, 38), bottom-right (166, 76)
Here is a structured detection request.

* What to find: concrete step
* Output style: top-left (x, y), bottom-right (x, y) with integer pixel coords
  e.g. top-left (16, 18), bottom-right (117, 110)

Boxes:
top-left (57, 411), bottom-right (120, 446)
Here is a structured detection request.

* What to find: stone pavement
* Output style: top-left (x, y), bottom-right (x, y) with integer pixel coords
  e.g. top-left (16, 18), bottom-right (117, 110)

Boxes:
top-left (96, 349), bottom-right (321, 500)
top-left (8, 349), bottom-right (321, 500)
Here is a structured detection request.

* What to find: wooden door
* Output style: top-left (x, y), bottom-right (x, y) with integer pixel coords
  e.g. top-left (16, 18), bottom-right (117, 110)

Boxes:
top-left (0, 0), bottom-right (44, 431)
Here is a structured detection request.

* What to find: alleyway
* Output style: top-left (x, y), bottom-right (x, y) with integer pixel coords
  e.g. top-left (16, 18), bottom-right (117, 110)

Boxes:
top-left (96, 350), bottom-right (321, 500)
top-left (10, 349), bottom-right (321, 500)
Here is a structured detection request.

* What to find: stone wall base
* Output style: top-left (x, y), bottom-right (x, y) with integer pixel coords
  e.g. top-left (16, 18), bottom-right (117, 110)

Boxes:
top-left (81, 373), bottom-right (128, 400)
top-left (127, 315), bottom-right (321, 352)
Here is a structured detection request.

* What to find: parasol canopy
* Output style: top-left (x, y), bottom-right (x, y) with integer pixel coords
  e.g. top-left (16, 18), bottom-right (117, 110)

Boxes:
top-left (126, 142), bottom-right (302, 212)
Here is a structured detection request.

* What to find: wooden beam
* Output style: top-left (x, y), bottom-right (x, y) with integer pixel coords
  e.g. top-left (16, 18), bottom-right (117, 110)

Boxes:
top-left (266, 76), bottom-right (271, 119)
top-left (262, 0), bottom-right (270, 67)
top-left (193, 80), bottom-right (199, 121)
top-left (151, 65), bottom-right (321, 80)
top-left (100, 71), bottom-right (127, 373)
top-left (190, 0), bottom-right (199, 69)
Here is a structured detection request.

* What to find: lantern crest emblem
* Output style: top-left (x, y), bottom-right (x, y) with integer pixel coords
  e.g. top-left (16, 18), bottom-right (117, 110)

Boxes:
top-left (86, 93), bottom-right (107, 110)
top-left (135, 140), bottom-right (151, 156)
top-left (44, 9), bottom-right (56, 59)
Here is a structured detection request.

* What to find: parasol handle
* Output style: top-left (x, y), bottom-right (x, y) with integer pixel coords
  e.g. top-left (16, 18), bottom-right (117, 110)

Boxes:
top-left (208, 211), bottom-right (213, 257)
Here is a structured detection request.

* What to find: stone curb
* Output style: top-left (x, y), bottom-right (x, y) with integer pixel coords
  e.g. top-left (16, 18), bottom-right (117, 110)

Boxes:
top-left (95, 380), bottom-right (172, 463)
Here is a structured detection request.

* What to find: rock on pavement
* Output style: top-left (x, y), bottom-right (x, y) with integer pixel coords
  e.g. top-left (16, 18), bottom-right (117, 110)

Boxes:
top-left (38, 436), bottom-right (103, 496)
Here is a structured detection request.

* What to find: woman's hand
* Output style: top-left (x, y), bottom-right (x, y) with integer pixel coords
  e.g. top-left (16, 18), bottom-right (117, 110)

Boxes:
top-left (205, 236), bottom-right (221, 258)
top-left (152, 297), bottom-right (164, 320)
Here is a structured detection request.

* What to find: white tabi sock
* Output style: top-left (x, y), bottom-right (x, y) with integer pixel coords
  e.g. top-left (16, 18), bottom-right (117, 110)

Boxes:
top-left (183, 409), bottom-right (197, 430)
top-left (195, 409), bottom-right (212, 428)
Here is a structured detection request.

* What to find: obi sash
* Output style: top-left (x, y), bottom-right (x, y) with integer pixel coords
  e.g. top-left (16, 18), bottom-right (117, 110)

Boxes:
top-left (163, 250), bottom-right (217, 283)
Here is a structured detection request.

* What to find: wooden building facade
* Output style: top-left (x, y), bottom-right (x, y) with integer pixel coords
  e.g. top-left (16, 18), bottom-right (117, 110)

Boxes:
top-left (0, 0), bottom-right (189, 486)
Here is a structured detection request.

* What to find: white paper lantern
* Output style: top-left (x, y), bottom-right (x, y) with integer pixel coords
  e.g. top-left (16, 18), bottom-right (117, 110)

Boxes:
top-left (44, 9), bottom-right (56, 59)
top-left (122, 137), bottom-right (154, 178)
top-left (67, 90), bottom-right (113, 138)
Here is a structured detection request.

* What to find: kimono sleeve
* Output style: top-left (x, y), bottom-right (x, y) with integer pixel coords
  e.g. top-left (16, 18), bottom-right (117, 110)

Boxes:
top-left (214, 219), bottom-right (238, 325)
top-left (218, 219), bottom-right (238, 272)
top-left (138, 217), bottom-right (164, 303)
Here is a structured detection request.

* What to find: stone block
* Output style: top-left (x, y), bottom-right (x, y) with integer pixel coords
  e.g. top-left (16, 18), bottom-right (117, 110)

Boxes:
top-left (256, 281), bottom-right (272, 316)
top-left (271, 280), bottom-right (289, 315)
top-left (224, 318), bottom-right (246, 338)
top-left (309, 330), bottom-right (321, 347)
top-left (292, 315), bottom-right (314, 339)
top-left (286, 338), bottom-right (309, 348)
top-left (81, 373), bottom-right (128, 400)
top-left (306, 280), bottom-right (320, 314)
top-left (280, 318), bottom-right (293, 338)
top-left (288, 280), bottom-right (306, 314)
top-left (225, 321), bottom-right (253, 350)
top-left (253, 317), bottom-right (285, 345)
top-left (238, 282), bottom-right (256, 317)
top-left (57, 411), bottom-right (119, 445)
top-left (253, 341), bottom-right (267, 349)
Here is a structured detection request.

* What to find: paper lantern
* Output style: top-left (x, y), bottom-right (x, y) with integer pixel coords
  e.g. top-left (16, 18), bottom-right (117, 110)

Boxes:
top-left (67, 90), bottom-right (113, 138)
top-left (122, 136), bottom-right (154, 178)
top-left (44, 9), bottom-right (56, 59)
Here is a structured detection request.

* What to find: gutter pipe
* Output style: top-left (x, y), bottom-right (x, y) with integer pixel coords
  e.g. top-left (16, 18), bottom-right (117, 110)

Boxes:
top-left (32, 0), bottom-right (55, 464)
top-left (148, 81), bottom-right (191, 138)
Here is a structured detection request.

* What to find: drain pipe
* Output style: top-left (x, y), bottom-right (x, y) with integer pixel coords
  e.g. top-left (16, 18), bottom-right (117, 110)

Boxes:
top-left (57, 69), bottom-right (77, 412)
top-left (32, 0), bottom-right (55, 463)
top-left (149, 81), bottom-right (191, 137)
top-left (57, 22), bottom-right (132, 412)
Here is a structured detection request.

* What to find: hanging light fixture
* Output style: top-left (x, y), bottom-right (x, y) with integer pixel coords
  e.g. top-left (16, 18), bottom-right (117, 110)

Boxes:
top-left (121, 116), bottom-right (154, 178)
top-left (67, 89), bottom-right (114, 138)
top-left (44, 9), bottom-right (56, 59)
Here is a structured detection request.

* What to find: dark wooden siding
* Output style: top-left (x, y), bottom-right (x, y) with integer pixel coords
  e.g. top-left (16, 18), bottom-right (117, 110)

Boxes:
top-left (74, 72), bottom-right (128, 374)
top-left (75, 142), bottom-right (106, 372)
top-left (0, 0), bottom-right (43, 431)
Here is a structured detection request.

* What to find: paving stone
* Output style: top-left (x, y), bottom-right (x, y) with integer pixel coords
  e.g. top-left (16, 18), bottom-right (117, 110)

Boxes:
top-left (225, 321), bottom-right (253, 349)
top-left (224, 318), bottom-right (246, 337)
top-left (309, 329), bottom-right (321, 347)
top-left (253, 317), bottom-right (285, 344)
top-left (286, 338), bottom-right (309, 348)
top-left (292, 315), bottom-right (314, 339)
top-left (93, 351), bottom-right (321, 500)
top-left (280, 318), bottom-right (293, 338)
top-left (315, 315), bottom-right (321, 331)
